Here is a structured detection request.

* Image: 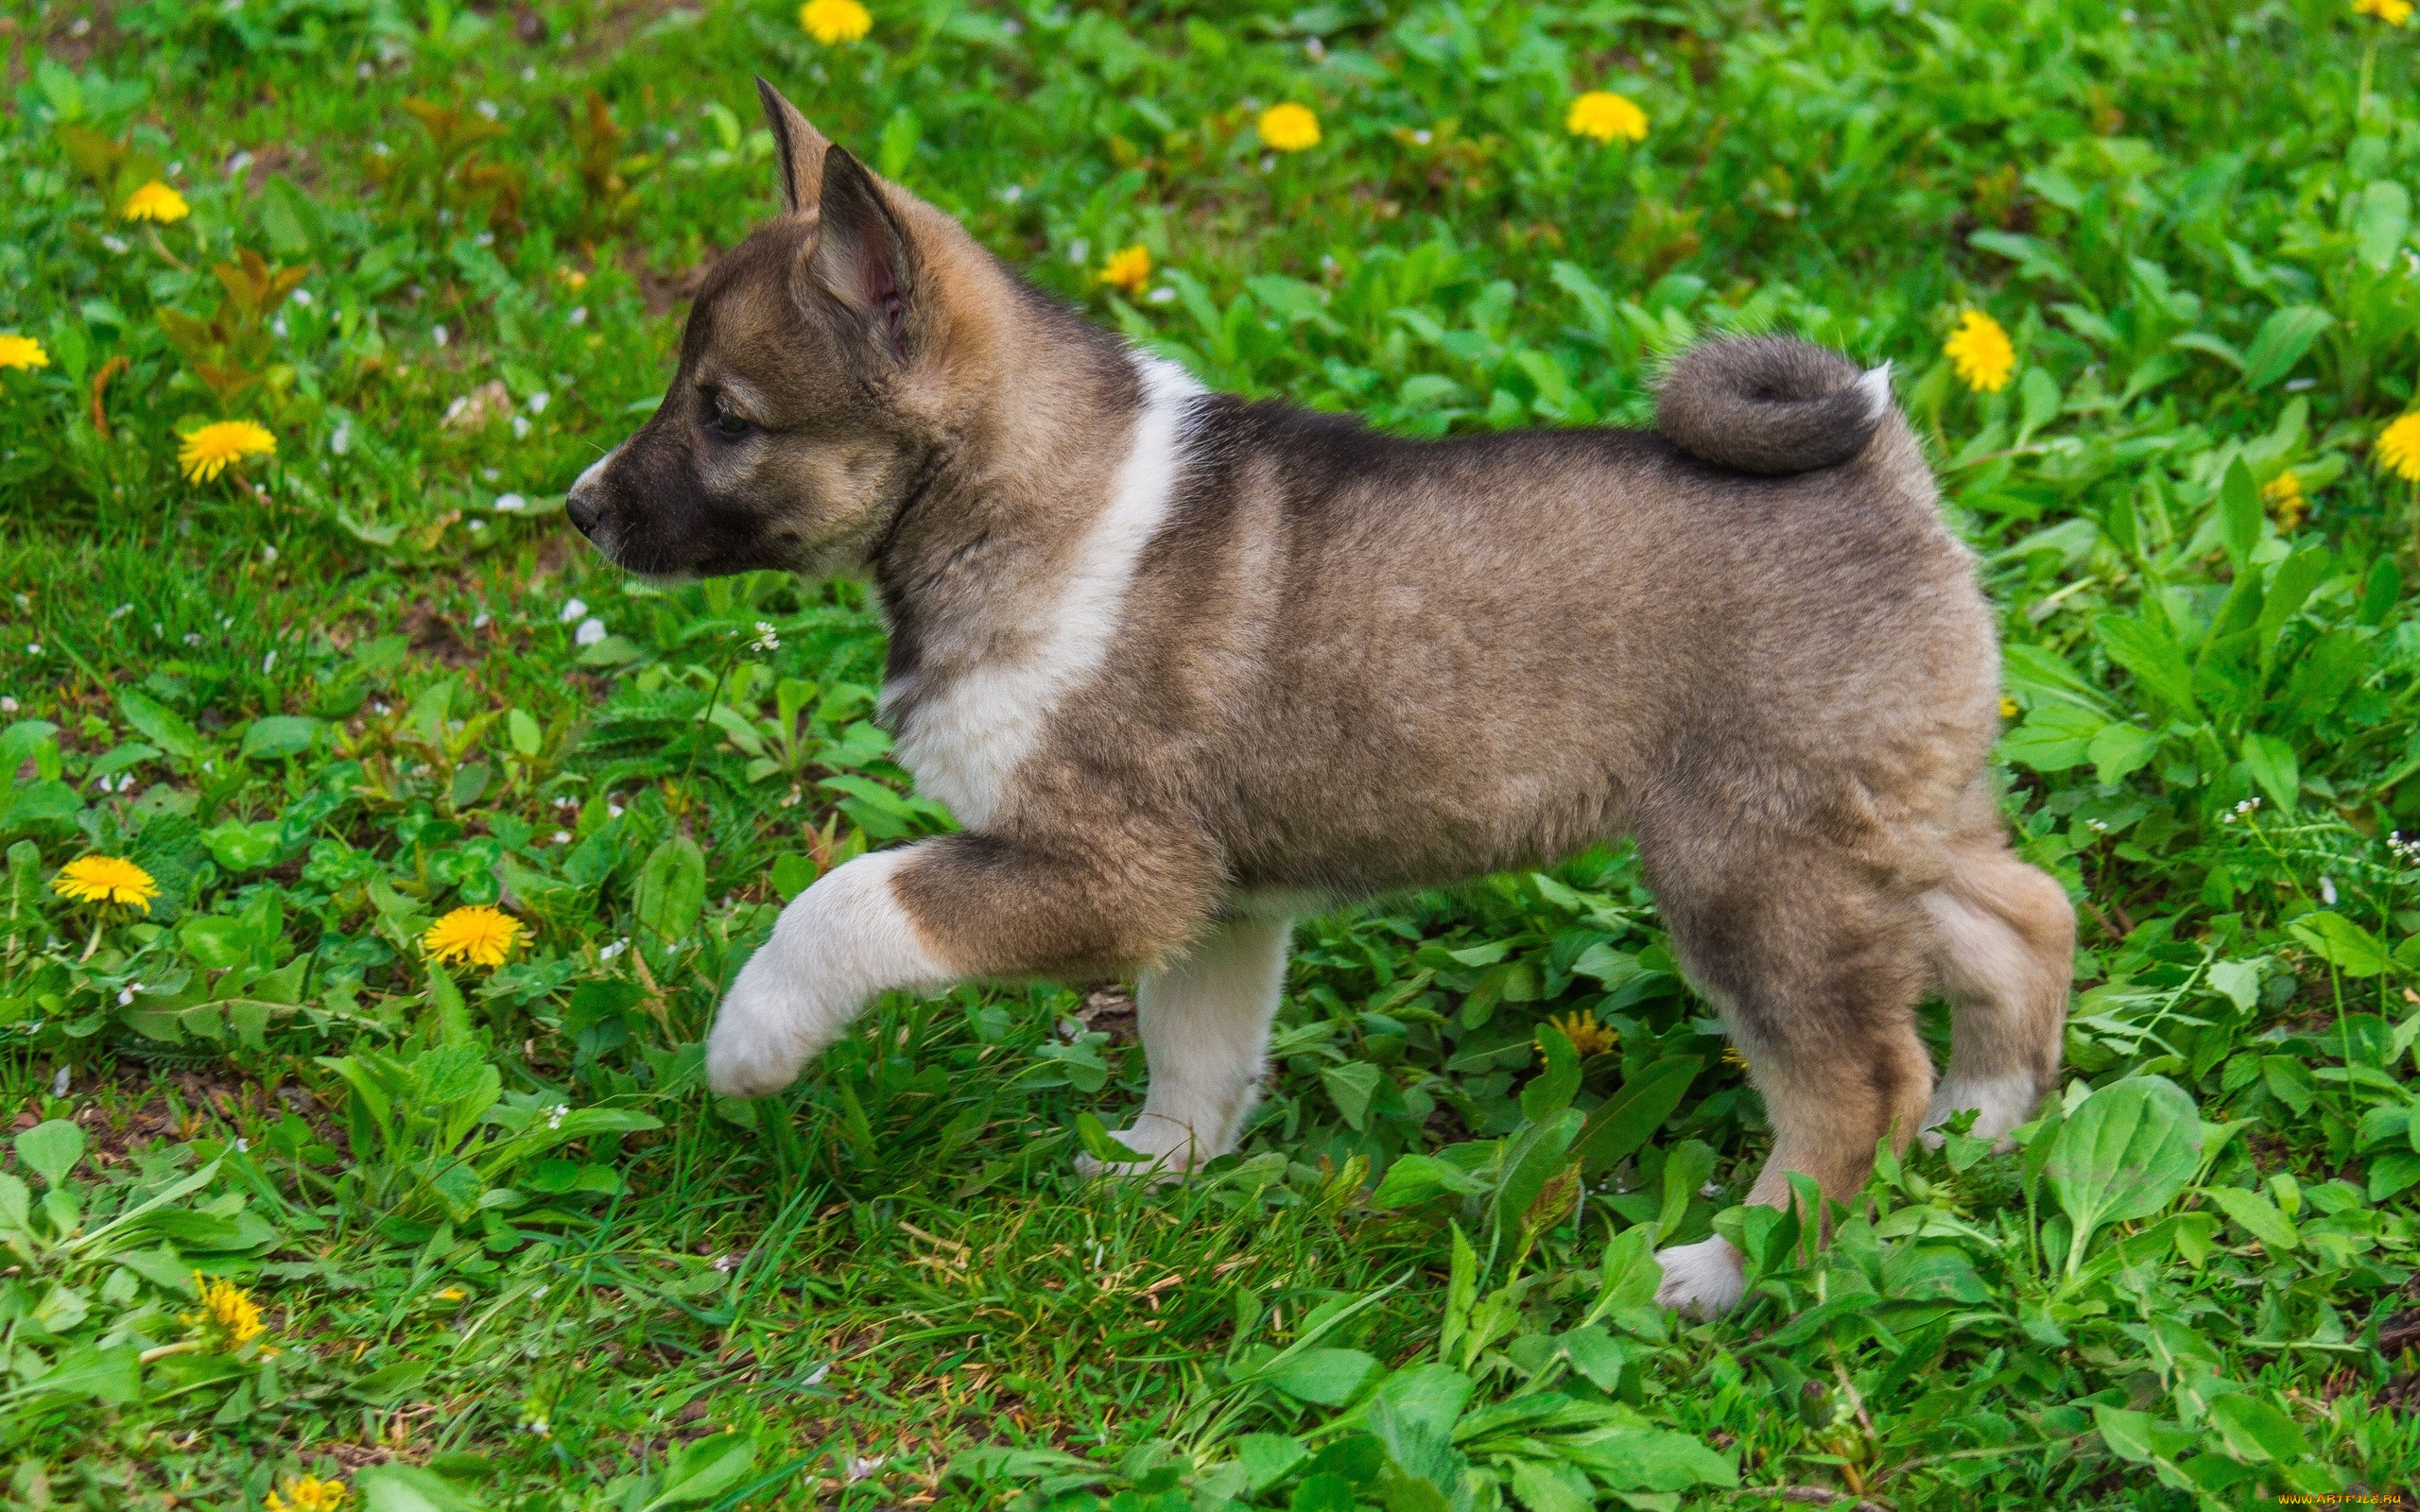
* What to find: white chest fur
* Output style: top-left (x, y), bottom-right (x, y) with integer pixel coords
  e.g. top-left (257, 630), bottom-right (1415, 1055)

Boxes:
top-left (883, 353), bottom-right (1201, 830)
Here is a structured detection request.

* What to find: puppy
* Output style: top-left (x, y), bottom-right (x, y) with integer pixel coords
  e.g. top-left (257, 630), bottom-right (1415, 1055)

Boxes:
top-left (566, 81), bottom-right (2076, 1317)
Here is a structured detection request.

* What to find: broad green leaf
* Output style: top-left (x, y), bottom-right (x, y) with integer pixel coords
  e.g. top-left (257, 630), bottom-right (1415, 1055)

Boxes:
top-left (769, 853), bottom-right (817, 902)
top-left (1563, 1428), bottom-right (1738, 1490)
top-left (202, 818), bottom-right (283, 870)
top-left (2356, 179), bottom-right (2411, 271)
top-left (1263, 1347), bottom-right (1380, 1405)
top-left (2203, 1185), bottom-right (2298, 1250)
top-left (1557, 1325), bottom-right (1628, 1390)
top-left (239, 714), bottom-right (320, 761)
top-left (2097, 614), bottom-right (2198, 718)
top-left (354, 1464), bottom-right (489, 1512)
top-left (1999, 702), bottom-right (2105, 773)
top-left (1521, 1022), bottom-right (1581, 1120)
top-left (1509, 1459), bottom-right (1593, 1512)
top-left (2206, 1394), bottom-right (2308, 1464)
top-left (632, 835), bottom-right (706, 944)
top-left (15, 1120), bottom-right (84, 1188)
top-left (2094, 1404), bottom-right (2158, 1463)
top-left (2088, 722), bottom-right (2159, 786)
top-left (2207, 959), bottom-right (2262, 1011)
top-left (1321, 1060), bottom-right (1382, 1131)
top-left (2240, 305), bottom-right (2333, 390)
top-left (1235, 1435), bottom-right (1309, 1493)
top-left (2288, 912), bottom-right (2393, 977)
top-left (1574, 1056), bottom-right (1701, 1170)
top-left (1370, 1152), bottom-right (1492, 1208)
top-left (645, 1431), bottom-right (757, 1509)
top-left (2240, 732), bottom-right (2300, 814)
top-left (116, 689), bottom-right (204, 761)
top-left (22, 1343), bottom-right (139, 1404)
top-left (2047, 1075), bottom-right (2202, 1272)
top-left (2218, 457), bottom-right (2263, 570)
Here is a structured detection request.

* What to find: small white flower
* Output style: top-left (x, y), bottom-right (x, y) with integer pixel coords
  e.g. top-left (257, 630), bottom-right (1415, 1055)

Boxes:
top-left (996, 183), bottom-right (1023, 203)
top-left (433, 324), bottom-right (449, 347)
top-left (118, 987), bottom-right (136, 1005)
top-left (546, 1104), bottom-right (569, 1130)
top-left (1413, 128), bottom-right (1432, 145)
top-left (608, 802), bottom-right (625, 818)
top-left (532, 1284), bottom-right (548, 1298)
top-left (560, 598), bottom-right (588, 623)
top-left (482, 467), bottom-right (501, 482)
top-left (511, 416), bottom-right (531, 438)
top-left (494, 492), bottom-right (526, 512)
top-left (1147, 286), bottom-right (1176, 304)
top-left (101, 233), bottom-right (130, 254)
top-left (110, 604), bottom-right (132, 619)
top-left (0, 697), bottom-right (15, 713)
top-left (290, 287), bottom-right (313, 307)
top-left (599, 936), bottom-right (629, 959)
top-left (183, 633), bottom-right (202, 647)
top-left (1067, 238), bottom-right (1090, 265)
top-left (574, 617), bottom-right (608, 646)
top-left (2320, 876), bottom-right (2339, 906)
top-left (330, 424), bottom-right (351, 455)
top-left (752, 621), bottom-right (781, 652)
top-left (50, 1066), bottom-right (69, 1097)
top-left (262, 650), bottom-right (277, 673)
top-left (26, 644), bottom-right (41, 657)
top-left (271, 316), bottom-right (287, 337)
top-left (527, 391), bottom-right (550, 415)
top-left (233, 1138), bottom-right (249, 1153)
top-left (844, 1457), bottom-right (885, 1484)
top-left (261, 545), bottom-right (277, 562)
top-left (553, 830), bottom-right (573, 845)
top-left (568, 307), bottom-right (588, 327)
top-left (799, 1362), bottom-right (831, 1386)
top-left (472, 612), bottom-right (492, 629)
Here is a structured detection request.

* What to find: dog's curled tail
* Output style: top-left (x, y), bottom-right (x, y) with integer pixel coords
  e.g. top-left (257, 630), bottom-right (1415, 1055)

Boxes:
top-left (1655, 335), bottom-right (1894, 475)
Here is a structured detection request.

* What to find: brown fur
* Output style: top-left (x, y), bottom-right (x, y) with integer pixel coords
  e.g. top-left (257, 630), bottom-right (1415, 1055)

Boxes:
top-left (569, 84), bottom-right (2076, 1256)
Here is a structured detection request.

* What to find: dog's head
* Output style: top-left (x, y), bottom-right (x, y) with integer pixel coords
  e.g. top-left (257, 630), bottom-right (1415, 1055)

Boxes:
top-left (566, 82), bottom-right (957, 580)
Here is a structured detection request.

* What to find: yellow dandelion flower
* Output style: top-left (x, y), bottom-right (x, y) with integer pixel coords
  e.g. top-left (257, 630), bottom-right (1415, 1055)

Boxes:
top-left (437, 1286), bottom-right (467, 1301)
top-left (1565, 91), bottom-right (1649, 145)
top-left (799, 0), bottom-right (872, 44)
top-left (265, 1475), bottom-right (350, 1512)
top-left (177, 420), bottom-right (277, 484)
top-left (1098, 244), bottom-right (1152, 296)
top-left (0, 335), bottom-right (49, 371)
top-left (2377, 412), bottom-right (2420, 483)
top-left (1944, 309), bottom-right (2016, 393)
top-left (558, 267), bottom-right (590, 291)
top-left (184, 1273), bottom-right (266, 1347)
top-left (424, 905), bottom-right (525, 968)
top-left (2261, 470), bottom-right (2307, 532)
top-left (1257, 103), bottom-right (1321, 153)
top-left (2356, 0), bottom-right (2413, 24)
top-left (119, 180), bottom-right (191, 223)
top-left (50, 855), bottom-right (160, 913)
top-left (1721, 1046), bottom-right (1750, 1070)
top-left (1541, 1008), bottom-right (1619, 1057)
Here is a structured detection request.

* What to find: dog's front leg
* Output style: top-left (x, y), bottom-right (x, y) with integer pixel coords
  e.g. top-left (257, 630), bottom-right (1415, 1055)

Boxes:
top-left (707, 848), bottom-right (953, 1098)
top-left (706, 829), bottom-right (1215, 1102)
top-left (1078, 913), bottom-right (1293, 1179)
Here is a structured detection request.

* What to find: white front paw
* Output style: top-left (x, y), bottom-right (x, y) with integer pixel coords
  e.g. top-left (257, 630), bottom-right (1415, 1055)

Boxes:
top-left (704, 957), bottom-right (824, 1099)
top-left (1653, 1236), bottom-right (1747, 1319)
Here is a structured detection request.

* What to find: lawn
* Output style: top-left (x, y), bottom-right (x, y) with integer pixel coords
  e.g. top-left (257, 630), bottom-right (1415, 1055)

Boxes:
top-left (6, 0), bottom-right (2420, 1507)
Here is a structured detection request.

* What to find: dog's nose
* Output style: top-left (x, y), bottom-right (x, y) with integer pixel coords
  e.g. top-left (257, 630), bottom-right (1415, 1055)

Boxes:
top-left (566, 490), bottom-right (601, 538)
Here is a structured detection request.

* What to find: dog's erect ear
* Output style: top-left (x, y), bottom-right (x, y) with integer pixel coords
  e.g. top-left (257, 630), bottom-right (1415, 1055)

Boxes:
top-left (756, 77), bottom-right (832, 215)
top-left (804, 146), bottom-right (919, 362)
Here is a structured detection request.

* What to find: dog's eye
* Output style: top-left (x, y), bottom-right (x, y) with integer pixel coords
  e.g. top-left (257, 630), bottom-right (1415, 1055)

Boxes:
top-left (712, 405), bottom-right (752, 439)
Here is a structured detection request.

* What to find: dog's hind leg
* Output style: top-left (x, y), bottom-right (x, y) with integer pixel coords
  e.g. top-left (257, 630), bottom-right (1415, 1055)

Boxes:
top-left (1078, 913), bottom-right (1294, 1179)
top-left (1643, 838), bottom-right (1939, 1318)
top-left (1920, 819), bottom-right (2075, 1148)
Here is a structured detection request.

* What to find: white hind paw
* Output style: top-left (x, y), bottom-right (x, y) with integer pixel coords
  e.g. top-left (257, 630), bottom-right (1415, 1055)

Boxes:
top-left (1654, 1236), bottom-right (1748, 1319)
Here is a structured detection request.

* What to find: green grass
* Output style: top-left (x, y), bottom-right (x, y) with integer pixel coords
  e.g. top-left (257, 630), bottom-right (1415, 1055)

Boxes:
top-left (7, 0), bottom-right (2420, 1507)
